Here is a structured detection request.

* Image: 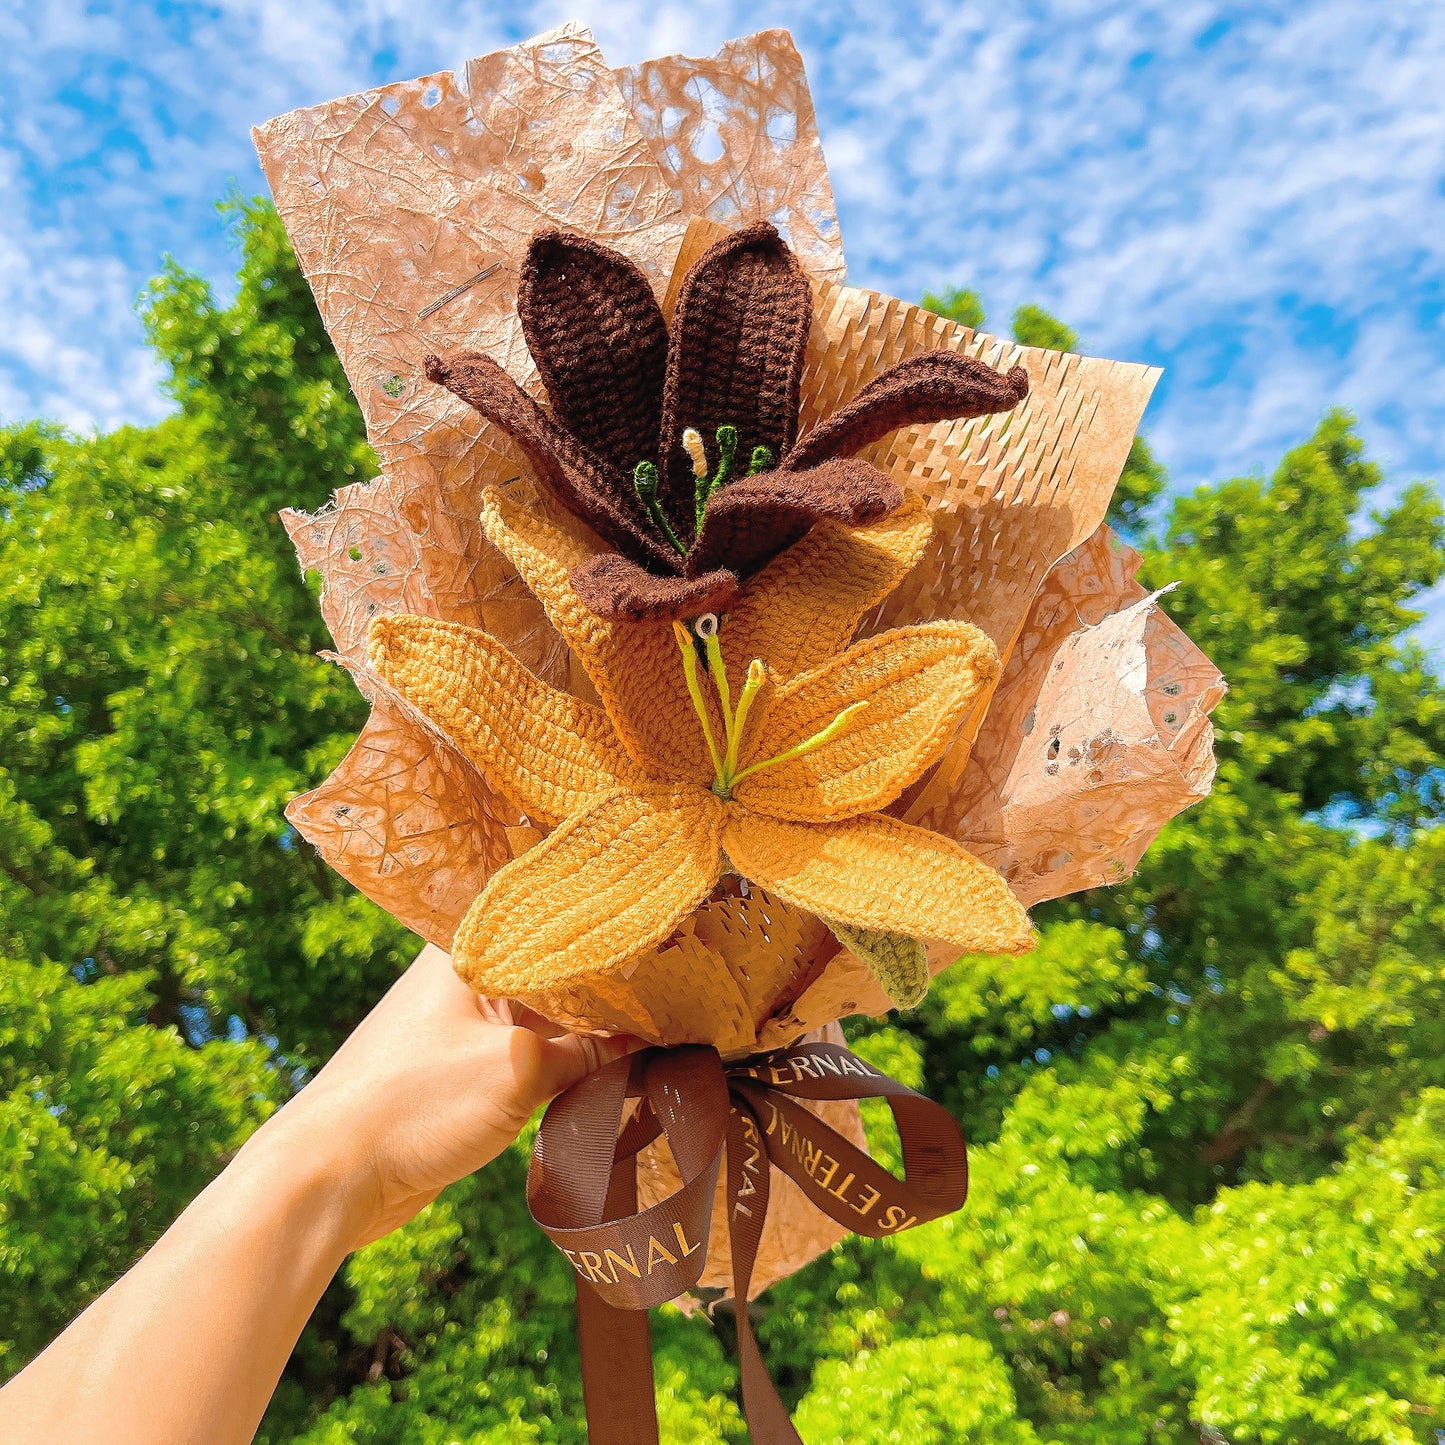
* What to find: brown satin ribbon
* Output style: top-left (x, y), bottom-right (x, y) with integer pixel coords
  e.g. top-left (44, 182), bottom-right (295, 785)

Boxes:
top-left (527, 1040), bottom-right (970, 1443)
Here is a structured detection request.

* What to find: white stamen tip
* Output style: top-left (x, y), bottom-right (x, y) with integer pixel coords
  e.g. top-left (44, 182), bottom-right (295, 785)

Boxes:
top-left (682, 427), bottom-right (708, 479)
top-left (693, 612), bottom-right (719, 639)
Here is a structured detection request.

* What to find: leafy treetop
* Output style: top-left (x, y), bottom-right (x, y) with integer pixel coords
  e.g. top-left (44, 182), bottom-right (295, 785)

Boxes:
top-left (1, 202), bottom-right (1441, 1442)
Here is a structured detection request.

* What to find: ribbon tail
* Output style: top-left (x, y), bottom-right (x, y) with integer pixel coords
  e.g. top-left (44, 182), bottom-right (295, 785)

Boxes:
top-left (576, 1114), bottom-right (661, 1445)
top-left (726, 1103), bottom-right (804, 1445)
top-left (576, 1276), bottom-right (659, 1445)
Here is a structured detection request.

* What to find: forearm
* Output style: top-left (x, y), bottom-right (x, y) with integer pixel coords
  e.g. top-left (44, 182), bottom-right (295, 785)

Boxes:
top-left (0, 944), bottom-right (620, 1443)
top-left (0, 1114), bottom-right (358, 1445)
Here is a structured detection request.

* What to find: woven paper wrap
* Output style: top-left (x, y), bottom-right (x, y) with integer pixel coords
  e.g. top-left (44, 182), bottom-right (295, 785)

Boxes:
top-left (258, 26), bottom-right (1221, 1295)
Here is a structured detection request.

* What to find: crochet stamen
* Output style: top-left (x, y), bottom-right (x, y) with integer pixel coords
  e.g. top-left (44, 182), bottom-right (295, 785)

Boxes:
top-left (670, 618), bottom-right (726, 783)
top-left (694, 424), bottom-right (739, 529)
top-left (672, 617), bottom-right (868, 798)
top-left (681, 427), bottom-right (708, 481)
top-left (633, 461), bottom-right (687, 556)
top-left (732, 701), bottom-right (869, 787)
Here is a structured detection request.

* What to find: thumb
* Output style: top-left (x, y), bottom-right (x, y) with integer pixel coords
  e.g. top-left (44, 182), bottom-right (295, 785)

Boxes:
top-left (525, 1030), bottom-right (643, 1104)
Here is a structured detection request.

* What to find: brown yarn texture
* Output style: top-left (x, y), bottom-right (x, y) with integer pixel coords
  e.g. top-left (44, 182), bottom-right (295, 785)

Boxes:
top-left (517, 230), bottom-right (670, 478)
top-left (571, 552), bottom-right (741, 623)
top-left (657, 219), bottom-right (814, 531)
top-left (422, 351), bottom-right (673, 573)
top-left (784, 352), bottom-right (1032, 472)
top-left (429, 217), bottom-right (1027, 622)
top-left (690, 457), bottom-right (902, 577)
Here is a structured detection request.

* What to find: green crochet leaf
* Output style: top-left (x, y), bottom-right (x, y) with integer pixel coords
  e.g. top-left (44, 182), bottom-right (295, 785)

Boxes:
top-left (825, 919), bottom-right (930, 1009)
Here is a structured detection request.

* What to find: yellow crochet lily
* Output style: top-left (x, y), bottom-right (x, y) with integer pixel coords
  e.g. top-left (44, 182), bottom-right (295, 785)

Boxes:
top-left (367, 485), bottom-right (1032, 1000)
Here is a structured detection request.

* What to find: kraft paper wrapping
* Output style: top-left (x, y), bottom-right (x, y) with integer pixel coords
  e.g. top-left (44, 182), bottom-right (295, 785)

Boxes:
top-left (259, 27), bottom-right (1222, 1294)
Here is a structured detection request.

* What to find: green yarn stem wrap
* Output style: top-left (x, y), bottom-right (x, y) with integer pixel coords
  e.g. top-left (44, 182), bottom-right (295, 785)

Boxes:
top-left (825, 920), bottom-right (930, 1009)
top-left (633, 460), bottom-right (687, 555)
top-left (696, 425), bottom-right (739, 530)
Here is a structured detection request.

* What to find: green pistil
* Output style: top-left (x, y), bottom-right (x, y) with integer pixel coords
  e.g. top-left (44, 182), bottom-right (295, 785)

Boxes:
top-left (694, 425), bottom-right (740, 531)
top-left (747, 444), bottom-right (773, 475)
top-left (634, 461), bottom-right (687, 556)
top-left (671, 617), bottom-right (868, 798)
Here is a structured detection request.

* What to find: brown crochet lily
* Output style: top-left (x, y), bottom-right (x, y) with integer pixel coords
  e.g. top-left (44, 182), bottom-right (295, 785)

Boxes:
top-left (425, 221), bottom-right (1030, 622)
top-left (366, 484), bottom-right (1033, 1006)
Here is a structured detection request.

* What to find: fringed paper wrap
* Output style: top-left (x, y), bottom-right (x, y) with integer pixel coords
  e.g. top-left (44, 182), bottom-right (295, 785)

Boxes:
top-left (257, 26), bottom-right (1222, 1298)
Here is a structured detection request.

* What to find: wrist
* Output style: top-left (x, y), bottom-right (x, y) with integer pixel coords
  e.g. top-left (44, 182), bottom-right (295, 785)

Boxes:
top-left (231, 1094), bottom-right (377, 1262)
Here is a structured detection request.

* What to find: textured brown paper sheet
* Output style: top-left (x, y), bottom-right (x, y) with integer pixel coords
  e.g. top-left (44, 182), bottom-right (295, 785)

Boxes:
top-left (615, 31), bottom-right (845, 279)
top-left (261, 27), bottom-right (1222, 1291)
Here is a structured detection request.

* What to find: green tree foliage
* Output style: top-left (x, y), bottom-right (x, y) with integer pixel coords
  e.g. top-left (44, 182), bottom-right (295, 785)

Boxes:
top-left (1009, 304), bottom-right (1080, 355)
top-left (920, 285), bottom-right (986, 332)
top-left (3, 204), bottom-right (1442, 1442)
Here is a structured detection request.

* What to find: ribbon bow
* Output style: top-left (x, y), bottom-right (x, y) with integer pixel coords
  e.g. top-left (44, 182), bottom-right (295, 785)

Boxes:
top-left (527, 1039), bottom-right (970, 1443)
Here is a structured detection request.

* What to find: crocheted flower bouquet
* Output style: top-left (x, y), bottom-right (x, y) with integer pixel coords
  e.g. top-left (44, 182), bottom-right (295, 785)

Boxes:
top-left (258, 25), bottom-right (1222, 1316)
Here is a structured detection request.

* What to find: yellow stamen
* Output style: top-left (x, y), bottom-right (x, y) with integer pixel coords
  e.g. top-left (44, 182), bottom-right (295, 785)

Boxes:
top-left (727, 659), bottom-right (766, 781)
top-left (673, 620), bottom-right (868, 798)
top-left (682, 427), bottom-right (708, 479)
top-left (732, 701), bottom-right (870, 787)
top-left (672, 620), bottom-right (726, 785)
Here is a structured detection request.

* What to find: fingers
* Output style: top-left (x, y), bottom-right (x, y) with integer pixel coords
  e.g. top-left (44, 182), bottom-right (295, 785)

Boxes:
top-left (521, 1030), bottom-right (644, 1106)
top-left (413, 940), bottom-right (647, 1118)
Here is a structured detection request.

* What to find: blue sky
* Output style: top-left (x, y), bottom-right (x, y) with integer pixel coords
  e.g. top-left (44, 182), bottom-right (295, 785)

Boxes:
top-left (3, 1), bottom-right (1443, 641)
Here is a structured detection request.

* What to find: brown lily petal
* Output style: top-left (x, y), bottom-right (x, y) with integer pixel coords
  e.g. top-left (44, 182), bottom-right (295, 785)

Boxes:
top-left (517, 230), bottom-right (670, 474)
top-left (688, 457), bottom-right (902, 579)
top-left (659, 221), bottom-right (813, 535)
top-left (783, 353), bottom-right (1030, 472)
top-left (424, 351), bottom-right (676, 574)
top-left (571, 550), bottom-right (740, 623)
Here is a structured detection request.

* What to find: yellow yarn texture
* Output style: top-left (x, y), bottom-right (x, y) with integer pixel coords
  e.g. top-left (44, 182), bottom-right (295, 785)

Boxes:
top-left (452, 786), bottom-right (724, 997)
top-left (369, 486), bottom-right (1033, 998)
top-left (721, 809), bottom-right (1030, 958)
top-left (369, 614), bottom-right (645, 827)
top-left (480, 487), bottom-right (707, 783)
top-left (718, 493), bottom-right (934, 683)
top-left (734, 622), bottom-right (999, 822)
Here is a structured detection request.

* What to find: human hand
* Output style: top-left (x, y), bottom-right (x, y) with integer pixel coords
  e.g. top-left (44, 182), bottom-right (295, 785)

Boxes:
top-left (249, 943), bottom-right (638, 1252)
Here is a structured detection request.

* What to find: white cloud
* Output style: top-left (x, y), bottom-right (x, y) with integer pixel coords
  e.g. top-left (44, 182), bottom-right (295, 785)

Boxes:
top-left (0, 0), bottom-right (1440, 636)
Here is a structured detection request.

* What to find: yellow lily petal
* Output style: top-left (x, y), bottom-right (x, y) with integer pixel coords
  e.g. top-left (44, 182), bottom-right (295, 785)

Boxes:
top-left (734, 622), bottom-right (999, 821)
top-left (479, 486), bottom-right (717, 785)
top-left (369, 614), bottom-right (646, 827)
top-left (722, 806), bottom-right (1032, 957)
top-left (453, 785), bottom-right (726, 995)
top-left (721, 492), bottom-right (933, 684)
